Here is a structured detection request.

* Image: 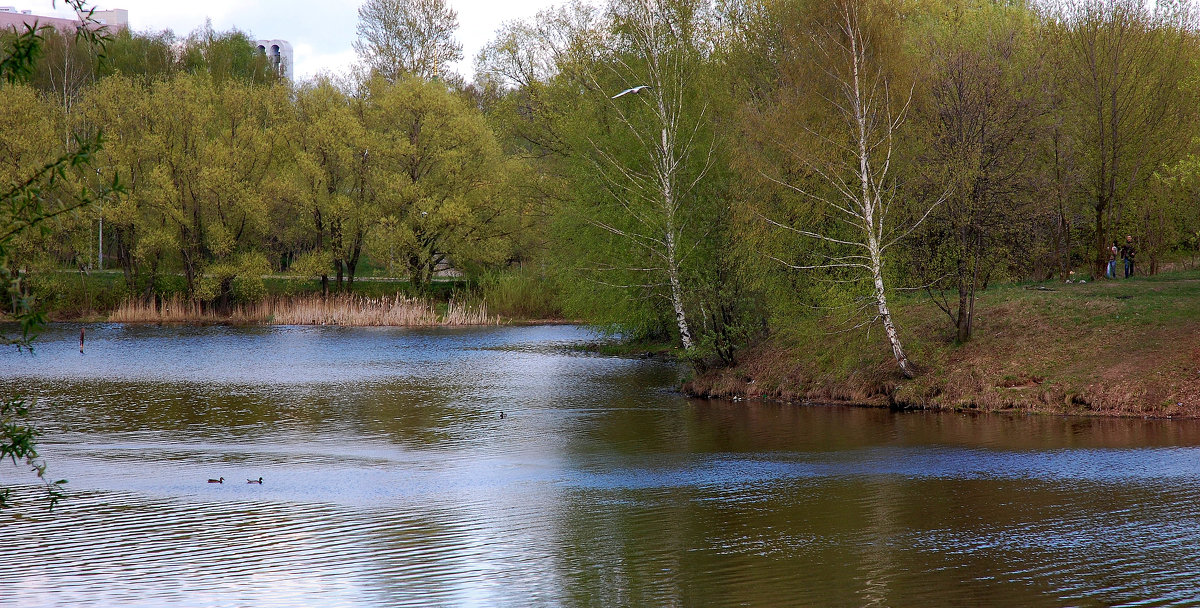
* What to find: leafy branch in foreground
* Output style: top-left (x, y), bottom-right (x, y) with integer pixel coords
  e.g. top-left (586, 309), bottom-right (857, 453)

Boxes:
top-left (0, 396), bottom-right (66, 510)
top-left (0, 133), bottom-right (119, 509)
top-left (1, 0), bottom-right (117, 509)
top-left (1, 133), bottom-right (121, 350)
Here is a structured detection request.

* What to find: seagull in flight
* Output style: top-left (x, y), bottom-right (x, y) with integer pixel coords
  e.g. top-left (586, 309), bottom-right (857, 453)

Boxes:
top-left (611, 85), bottom-right (651, 99)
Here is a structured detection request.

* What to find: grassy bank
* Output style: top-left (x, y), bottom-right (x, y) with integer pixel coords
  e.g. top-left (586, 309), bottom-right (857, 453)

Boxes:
top-left (684, 270), bottom-right (1200, 417)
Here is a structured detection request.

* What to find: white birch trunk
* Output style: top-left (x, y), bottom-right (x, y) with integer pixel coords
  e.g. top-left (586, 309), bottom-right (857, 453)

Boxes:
top-left (761, 1), bottom-right (928, 378)
top-left (848, 10), bottom-right (913, 379)
top-left (666, 226), bottom-right (694, 350)
top-left (658, 115), bottom-right (695, 350)
top-left (868, 234), bottom-right (912, 378)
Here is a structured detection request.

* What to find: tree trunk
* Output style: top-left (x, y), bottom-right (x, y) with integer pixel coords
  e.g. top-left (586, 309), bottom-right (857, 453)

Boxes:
top-left (347, 232), bottom-right (363, 288)
top-left (955, 246), bottom-right (969, 342)
top-left (955, 285), bottom-right (970, 343)
top-left (658, 114), bottom-right (694, 351)
top-left (664, 226), bottom-right (693, 351)
top-left (850, 3), bottom-right (911, 379)
top-left (667, 257), bottom-right (693, 351)
top-left (871, 252), bottom-right (913, 379)
top-left (1093, 199), bottom-right (1107, 279)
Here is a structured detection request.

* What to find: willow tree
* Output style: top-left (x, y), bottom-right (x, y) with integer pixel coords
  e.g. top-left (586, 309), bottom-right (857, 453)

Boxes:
top-left (121, 74), bottom-right (285, 302)
top-left (79, 75), bottom-right (165, 293)
top-left (0, 85), bottom-right (61, 299)
top-left (284, 78), bottom-right (369, 294)
top-left (362, 76), bottom-right (515, 290)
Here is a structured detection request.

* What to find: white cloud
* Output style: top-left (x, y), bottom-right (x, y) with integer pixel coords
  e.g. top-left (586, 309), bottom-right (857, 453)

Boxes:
top-left (293, 44), bottom-right (358, 81)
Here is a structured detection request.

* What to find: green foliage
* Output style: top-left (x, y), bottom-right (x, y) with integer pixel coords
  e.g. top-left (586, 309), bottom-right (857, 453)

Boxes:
top-left (290, 250), bottom-right (336, 282)
top-left (4, 0), bottom-right (1200, 384)
top-left (179, 22), bottom-right (279, 85)
top-left (477, 266), bottom-right (562, 320)
top-left (361, 76), bottom-right (518, 289)
top-left (1, 0), bottom-right (117, 510)
top-left (0, 395), bottom-right (67, 510)
top-left (99, 28), bottom-right (178, 79)
top-left (28, 268), bottom-right (127, 317)
top-left (2, 133), bottom-right (120, 344)
top-left (196, 251), bottom-right (270, 305)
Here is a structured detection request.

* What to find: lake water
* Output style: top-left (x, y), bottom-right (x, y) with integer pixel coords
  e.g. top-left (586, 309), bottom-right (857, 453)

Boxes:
top-left (3, 324), bottom-right (1200, 607)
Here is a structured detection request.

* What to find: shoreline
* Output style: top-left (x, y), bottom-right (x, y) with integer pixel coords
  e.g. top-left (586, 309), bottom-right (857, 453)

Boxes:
top-left (681, 380), bottom-right (1200, 420)
top-left (683, 274), bottom-right (1200, 419)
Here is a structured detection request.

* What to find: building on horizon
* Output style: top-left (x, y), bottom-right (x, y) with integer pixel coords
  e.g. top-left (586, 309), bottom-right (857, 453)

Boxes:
top-left (0, 5), bottom-right (127, 32)
top-left (256, 39), bottom-right (293, 81)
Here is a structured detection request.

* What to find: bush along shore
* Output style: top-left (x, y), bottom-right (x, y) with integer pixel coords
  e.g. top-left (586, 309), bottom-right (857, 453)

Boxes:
top-left (683, 271), bottom-right (1200, 418)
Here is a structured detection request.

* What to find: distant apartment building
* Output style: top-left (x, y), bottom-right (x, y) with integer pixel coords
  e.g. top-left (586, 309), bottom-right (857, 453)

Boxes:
top-left (0, 5), bottom-right (128, 32)
top-left (256, 39), bottom-right (293, 81)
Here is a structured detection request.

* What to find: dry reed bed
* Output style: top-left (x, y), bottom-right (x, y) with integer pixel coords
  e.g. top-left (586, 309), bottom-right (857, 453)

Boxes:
top-left (109, 294), bottom-right (497, 326)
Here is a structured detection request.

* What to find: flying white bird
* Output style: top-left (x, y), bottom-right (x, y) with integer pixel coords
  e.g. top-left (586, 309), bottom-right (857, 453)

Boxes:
top-left (611, 85), bottom-right (652, 99)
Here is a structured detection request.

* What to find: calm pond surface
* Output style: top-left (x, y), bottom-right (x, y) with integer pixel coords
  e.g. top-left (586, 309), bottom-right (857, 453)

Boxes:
top-left (3, 324), bottom-right (1200, 607)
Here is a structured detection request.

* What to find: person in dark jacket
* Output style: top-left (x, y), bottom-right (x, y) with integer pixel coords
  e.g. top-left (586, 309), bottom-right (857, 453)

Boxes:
top-left (1120, 235), bottom-right (1136, 278)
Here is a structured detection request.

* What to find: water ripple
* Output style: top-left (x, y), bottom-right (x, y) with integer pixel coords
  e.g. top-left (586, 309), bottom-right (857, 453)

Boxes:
top-left (5, 325), bottom-right (1200, 607)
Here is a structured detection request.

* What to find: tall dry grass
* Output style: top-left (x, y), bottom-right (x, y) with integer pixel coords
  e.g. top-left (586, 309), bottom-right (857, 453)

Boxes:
top-left (109, 293), bottom-right (497, 326)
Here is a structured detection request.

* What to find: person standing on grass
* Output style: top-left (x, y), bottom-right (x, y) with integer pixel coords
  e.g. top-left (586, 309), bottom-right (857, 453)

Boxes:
top-left (1108, 241), bottom-right (1119, 279)
top-left (1121, 235), bottom-right (1136, 278)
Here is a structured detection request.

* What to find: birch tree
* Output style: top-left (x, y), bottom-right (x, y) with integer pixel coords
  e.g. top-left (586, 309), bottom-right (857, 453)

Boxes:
top-left (754, 0), bottom-right (934, 378)
top-left (570, 0), bottom-right (719, 351)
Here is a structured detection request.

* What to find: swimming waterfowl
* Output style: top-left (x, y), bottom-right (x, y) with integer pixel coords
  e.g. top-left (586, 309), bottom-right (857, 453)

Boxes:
top-left (247, 477), bottom-right (263, 484)
top-left (207, 477), bottom-right (224, 484)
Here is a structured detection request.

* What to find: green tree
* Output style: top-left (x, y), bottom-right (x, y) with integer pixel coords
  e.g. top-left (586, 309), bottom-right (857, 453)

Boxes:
top-left (361, 76), bottom-right (515, 290)
top-left (98, 28), bottom-right (180, 80)
top-left (742, 0), bottom-right (932, 378)
top-left (1050, 0), bottom-right (1199, 277)
top-left (355, 0), bottom-right (463, 81)
top-left (78, 75), bottom-right (165, 294)
top-left (180, 22), bottom-right (279, 85)
top-left (912, 1), bottom-right (1045, 342)
top-left (285, 78), bottom-right (368, 295)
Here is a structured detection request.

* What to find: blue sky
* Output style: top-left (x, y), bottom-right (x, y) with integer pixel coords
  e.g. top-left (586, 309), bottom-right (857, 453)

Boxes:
top-left (11, 0), bottom-right (563, 80)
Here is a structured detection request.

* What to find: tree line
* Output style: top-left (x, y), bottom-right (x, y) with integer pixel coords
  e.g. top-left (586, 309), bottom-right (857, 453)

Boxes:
top-left (472, 0), bottom-right (1200, 372)
top-left (3, 24), bottom-right (526, 311)
top-left (4, 0), bottom-right (1200, 374)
